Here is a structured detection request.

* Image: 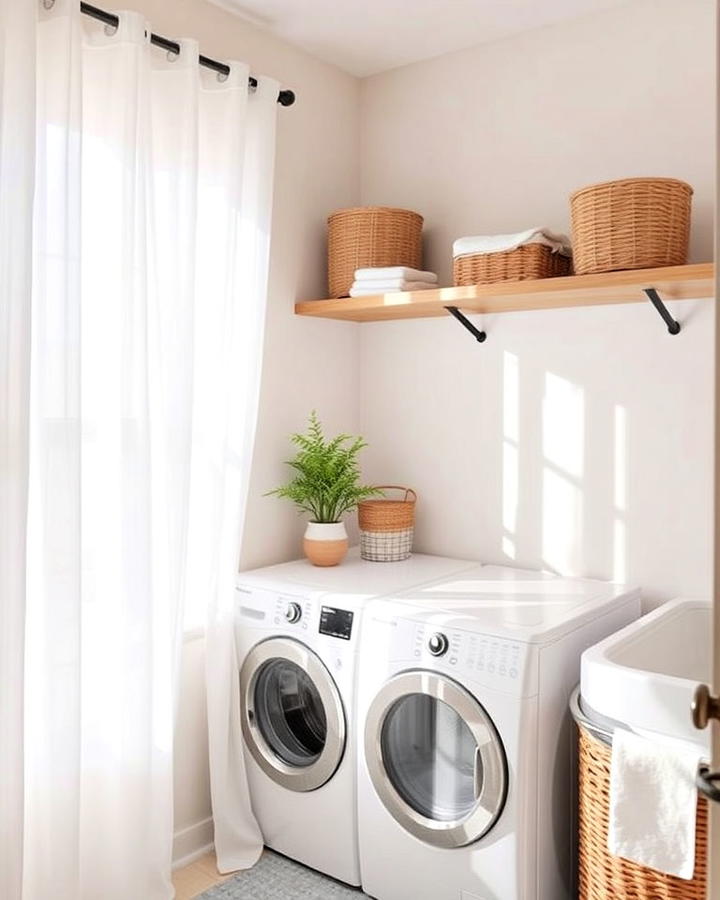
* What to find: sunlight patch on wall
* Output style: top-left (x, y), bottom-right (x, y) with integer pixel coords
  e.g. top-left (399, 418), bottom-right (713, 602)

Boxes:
top-left (542, 372), bottom-right (584, 478)
top-left (541, 372), bottom-right (584, 573)
top-left (613, 404), bottom-right (627, 582)
top-left (502, 351), bottom-right (519, 560)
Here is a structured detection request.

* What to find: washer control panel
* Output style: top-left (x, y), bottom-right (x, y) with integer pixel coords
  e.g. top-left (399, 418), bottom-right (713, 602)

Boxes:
top-left (234, 586), bottom-right (361, 648)
top-left (410, 622), bottom-right (529, 694)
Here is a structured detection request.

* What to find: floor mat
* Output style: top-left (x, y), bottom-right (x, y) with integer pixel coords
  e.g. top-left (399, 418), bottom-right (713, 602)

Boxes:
top-left (198, 851), bottom-right (370, 899)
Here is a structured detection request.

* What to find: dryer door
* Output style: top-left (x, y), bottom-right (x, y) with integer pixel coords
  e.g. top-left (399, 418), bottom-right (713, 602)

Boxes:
top-left (240, 637), bottom-right (346, 792)
top-left (364, 670), bottom-right (507, 848)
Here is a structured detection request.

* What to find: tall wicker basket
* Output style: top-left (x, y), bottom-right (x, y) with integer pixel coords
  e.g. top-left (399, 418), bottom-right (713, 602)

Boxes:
top-left (327, 207), bottom-right (423, 298)
top-left (358, 486), bottom-right (416, 562)
top-left (570, 177), bottom-right (692, 275)
top-left (576, 720), bottom-right (707, 900)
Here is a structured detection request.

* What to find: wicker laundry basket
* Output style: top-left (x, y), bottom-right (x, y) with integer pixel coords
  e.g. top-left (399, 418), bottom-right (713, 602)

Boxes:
top-left (453, 242), bottom-right (572, 286)
top-left (358, 486), bottom-right (416, 562)
top-left (571, 690), bottom-right (707, 900)
top-left (570, 177), bottom-right (692, 275)
top-left (327, 207), bottom-right (423, 298)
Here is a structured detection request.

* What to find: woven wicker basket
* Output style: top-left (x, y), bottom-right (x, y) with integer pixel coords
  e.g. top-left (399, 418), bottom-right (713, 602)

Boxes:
top-left (578, 724), bottom-right (707, 900)
top-left (327, 207), bottom-right (423, 299)
top-left (570, 177), bottom-right (692, 275)
top-left (358, 486), bottom-right (416, 562)
top-left (453, 243), bottom-right (572, 286)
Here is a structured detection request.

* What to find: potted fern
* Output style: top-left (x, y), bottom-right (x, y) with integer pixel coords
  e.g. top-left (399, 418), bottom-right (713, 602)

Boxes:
top-left (268, 411), bottom-right (382, 566)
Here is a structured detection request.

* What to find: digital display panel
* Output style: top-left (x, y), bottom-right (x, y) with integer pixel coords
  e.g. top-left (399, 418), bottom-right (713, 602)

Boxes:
top-left (319, 606), bottom-right (354, 640)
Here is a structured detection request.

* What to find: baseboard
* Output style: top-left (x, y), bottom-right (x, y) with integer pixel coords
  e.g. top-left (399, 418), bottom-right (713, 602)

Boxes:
top-left (172, 816), bottom-right (214, 870)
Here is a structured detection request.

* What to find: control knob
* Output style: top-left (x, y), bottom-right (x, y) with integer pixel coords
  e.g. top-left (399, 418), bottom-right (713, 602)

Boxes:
top-left (285, 601), bottom-right (302, 624)
top-left (427, 632), bottom-right (449, 657)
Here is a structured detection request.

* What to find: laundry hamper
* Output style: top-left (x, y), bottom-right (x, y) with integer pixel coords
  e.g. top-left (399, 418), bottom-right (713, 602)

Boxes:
top-left (358, 486), bottom-right (416, 562)
top-left (570, 177), bottom-right (692, 275)
top-left (570, 688), bottom-right (708, 900)
top-left (327, 207), bottom-right (423, 298)
top-left (453, 243), bottom-right (572, 286)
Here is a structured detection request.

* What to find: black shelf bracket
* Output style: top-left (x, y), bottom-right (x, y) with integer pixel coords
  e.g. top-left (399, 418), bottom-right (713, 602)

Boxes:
top-left (445, 306), bottom-right (487, 343)
top-left (643, 288), bottom-right (681, 335)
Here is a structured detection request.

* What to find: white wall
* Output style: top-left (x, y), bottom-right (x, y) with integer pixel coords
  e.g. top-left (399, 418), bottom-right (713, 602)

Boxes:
top-left (126, 0), bottom-right (715, 869)
top-left (360, 0), bottom-right (715, 283)
top-left (360, 300), bottom-right (714, 603)
top-left (128, 0), bottom-right (362, 866)
top-left (359, 0), bottom-right (715, 604)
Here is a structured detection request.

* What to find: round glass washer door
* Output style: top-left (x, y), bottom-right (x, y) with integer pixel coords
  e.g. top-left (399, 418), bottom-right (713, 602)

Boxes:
top-left (364, 670), bottom-right (507, 848)
top-left (240, 637), bottom-right (346, 792)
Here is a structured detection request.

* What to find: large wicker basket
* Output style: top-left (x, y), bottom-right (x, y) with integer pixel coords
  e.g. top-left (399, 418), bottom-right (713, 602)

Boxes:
top-left (453, 243), bottom-right (572, 286)
top-left (358, 486), bottom-right (416, 562)
top-left (570, 177), bottom-right (692, 275)
top-left (327, 207), bottom-right (423, 298)
top-left (577, 724), bottom-right (707, 900)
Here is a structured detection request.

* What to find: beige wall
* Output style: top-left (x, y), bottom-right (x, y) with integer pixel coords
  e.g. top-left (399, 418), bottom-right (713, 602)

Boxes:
top-left (358, 0), bottom-right (715, 603)
top-left (124, 0), bottom-right (362, 865)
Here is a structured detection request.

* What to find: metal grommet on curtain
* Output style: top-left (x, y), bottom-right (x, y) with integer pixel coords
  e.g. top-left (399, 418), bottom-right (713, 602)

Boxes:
top-left (42, 0), bottom-right (55, 9)
top-left (166, 50), bottom-right (179, 62)
top-left (104, 23), bottom-right (118, 36)
top-left (216, 70), bottom-right (229, 83)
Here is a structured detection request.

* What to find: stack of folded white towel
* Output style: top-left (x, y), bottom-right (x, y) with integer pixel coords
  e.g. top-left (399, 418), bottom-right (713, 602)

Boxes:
top-left (349, 267), bottom-right (438, 297)
top-left (452, 227), bottom-right (572, 259)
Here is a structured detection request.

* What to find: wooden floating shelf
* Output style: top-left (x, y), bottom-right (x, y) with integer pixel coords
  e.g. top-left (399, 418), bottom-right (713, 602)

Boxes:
top-left (294, 263), bottom-right (714, 323)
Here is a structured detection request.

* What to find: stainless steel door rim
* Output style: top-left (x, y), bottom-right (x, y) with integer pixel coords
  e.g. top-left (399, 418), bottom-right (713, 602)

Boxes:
top-left (240, 637), bottom-right (346, 792)
top-left (364, 669), bottom-right (507, 848)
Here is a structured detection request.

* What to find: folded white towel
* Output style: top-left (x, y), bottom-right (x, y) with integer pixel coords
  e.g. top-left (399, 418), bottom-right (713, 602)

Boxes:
top-left (351, 277), bottom-right (436, 292)
top-left (349, 281), bottom-right (437, 297)
top-left (354, 267), bottom-right (437, 283)
top-left (608, 728), bottom-right (702, 880)
top-left (453, 227), bottom-right (572, 259)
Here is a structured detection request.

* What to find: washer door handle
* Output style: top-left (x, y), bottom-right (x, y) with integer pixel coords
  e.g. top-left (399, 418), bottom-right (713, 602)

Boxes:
top-left (473, 746), bottom-right (484, 800)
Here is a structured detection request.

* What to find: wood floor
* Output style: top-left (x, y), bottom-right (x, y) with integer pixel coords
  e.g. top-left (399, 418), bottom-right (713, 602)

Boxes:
top-left (172, 852), bottom-right (231, 900)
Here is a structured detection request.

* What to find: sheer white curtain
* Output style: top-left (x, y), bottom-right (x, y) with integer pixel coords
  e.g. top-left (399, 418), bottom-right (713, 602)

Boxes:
top-left (0, 2), bottom-right (36, 898)
top-left (2, 1), bottom-right (275, 897)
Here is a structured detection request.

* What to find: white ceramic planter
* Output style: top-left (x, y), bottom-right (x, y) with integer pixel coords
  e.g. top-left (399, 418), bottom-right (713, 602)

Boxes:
top-left (303, 521), bottom-right (348, 567)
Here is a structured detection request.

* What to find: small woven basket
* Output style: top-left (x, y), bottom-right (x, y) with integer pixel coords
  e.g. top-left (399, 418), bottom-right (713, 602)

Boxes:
top-left (453, 243), bottom-right (572, 286)
top-left (327, 207), bottom-right (423, 298)
top-left (570, 177), bottom-right (692, 275)
top-left (358, 486), bottom-right (416, 562)
top-left (577, 724), bottom-right (707, 900)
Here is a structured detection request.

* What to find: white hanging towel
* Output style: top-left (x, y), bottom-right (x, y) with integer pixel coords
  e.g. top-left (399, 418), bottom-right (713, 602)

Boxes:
top-left (608, 728), bottom-right (703, 880)
top-left (453, 227), bottom-right (572, 259)
top-left (350, 281), bottom-right (437, 297)
top-left (354, 266), bottom-right (438, 283)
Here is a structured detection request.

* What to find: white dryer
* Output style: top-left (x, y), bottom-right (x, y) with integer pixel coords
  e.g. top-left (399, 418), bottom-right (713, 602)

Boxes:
top-left (356, 565), bottom-right (641, 900)
top-left (233, 549), bottom-right (477, 885)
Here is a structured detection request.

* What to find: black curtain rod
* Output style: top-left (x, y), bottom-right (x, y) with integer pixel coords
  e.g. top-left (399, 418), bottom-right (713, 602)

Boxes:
top-left (79, 2), bottom-right (296, 106)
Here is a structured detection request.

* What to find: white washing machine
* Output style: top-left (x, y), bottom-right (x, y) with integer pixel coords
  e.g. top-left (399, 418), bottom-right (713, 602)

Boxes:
top-left (233, 549), bottom-right (477, 885)
top-left (356, 564), bottom-right (641, 900)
